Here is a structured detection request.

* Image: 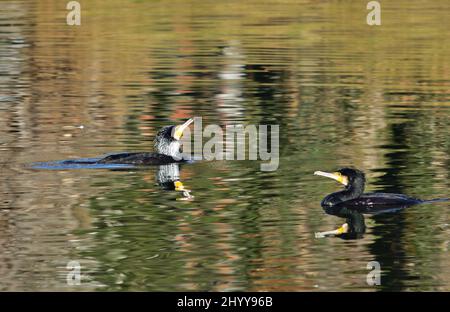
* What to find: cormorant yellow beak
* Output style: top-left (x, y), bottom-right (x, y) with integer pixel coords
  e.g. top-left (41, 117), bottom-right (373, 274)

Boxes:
top-left (314, 171), bottom-right (349, 186)
top-left (173, 118), bottom-right (194, 140)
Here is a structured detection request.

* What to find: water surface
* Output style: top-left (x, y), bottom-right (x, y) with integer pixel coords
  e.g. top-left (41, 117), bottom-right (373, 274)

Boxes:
top-left (0, 0), bottom-right (449, 291)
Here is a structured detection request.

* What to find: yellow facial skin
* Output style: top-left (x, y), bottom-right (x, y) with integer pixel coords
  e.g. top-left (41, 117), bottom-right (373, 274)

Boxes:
top-left (314, 171), bottom-right (349, 186)
top-left (332, 172), bottom-right (349, 186)
top-left (336, 223), bottom-right (349, 234)
top-left (173, 118), bottom-right (194, 140)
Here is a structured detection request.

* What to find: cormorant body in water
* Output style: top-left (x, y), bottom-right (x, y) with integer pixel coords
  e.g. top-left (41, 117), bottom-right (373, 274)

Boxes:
top-left (314, 168), bottom-right (447, 210)
top-left (31, 118), bottom-right (195, 199)
top-left (63, 118), bottom-right (194, 166)
top-left (314, 168), bottom-right (449, 239)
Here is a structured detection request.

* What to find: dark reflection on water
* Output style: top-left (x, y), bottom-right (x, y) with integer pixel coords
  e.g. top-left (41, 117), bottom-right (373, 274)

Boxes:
top-left (0, 0), bottom-right (450, 291)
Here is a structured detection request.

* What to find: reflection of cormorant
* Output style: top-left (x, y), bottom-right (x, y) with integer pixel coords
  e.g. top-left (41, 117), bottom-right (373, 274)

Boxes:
top-left (98, 118), bottom-right (193, 165)
top-left (156, 163), bottom-right (193, 200)
top-left (313, 168), bottom-right (447, 209)
top-left (315, 205), bottom-right (366, 239)
top-left (315, 202), bottom-right (425, 240)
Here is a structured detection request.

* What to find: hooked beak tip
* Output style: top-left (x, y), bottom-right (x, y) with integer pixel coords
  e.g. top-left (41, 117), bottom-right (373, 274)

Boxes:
top-left (313, 171), bottom-right (332, 178)
top-left (314, 170), bottom-right (348, 186)
top-left (183, 117), bottom-right (194, 126)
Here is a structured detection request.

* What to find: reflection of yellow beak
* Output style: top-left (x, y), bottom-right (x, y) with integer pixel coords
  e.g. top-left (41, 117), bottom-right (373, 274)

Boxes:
top-left (174, 181), bottom-right (185, 191)
top-left (315, 223), bottom-right (348, 238)
top-left (173, 118), bottom-right (194, 140)
top-left (314, 171), bottom-right (349, 186)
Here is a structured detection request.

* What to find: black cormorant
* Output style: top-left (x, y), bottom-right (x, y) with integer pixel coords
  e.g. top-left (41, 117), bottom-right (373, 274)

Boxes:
top-left (31, 118), bottom-right (195, 199)
top-left (314, 168), bottom-right (446, 210)
top-left (314, 168), bottom-right (449, 239)
top-left (63, 118), bottom-right (194, 166)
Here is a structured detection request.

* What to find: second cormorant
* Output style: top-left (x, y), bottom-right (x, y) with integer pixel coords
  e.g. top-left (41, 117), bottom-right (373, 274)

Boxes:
top-left (314, 168), bottom-right (447, 210)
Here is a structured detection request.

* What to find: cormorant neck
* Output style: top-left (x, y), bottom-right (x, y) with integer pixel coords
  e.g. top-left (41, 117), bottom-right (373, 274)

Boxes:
top-left (344, 180), bottom-right (365, 198)
top-left (321, 180), bottom-right (365, 207)
top-left (154, 139), bottom-right (181, 158)
top-left (156, 163), bottom-right (180, 189)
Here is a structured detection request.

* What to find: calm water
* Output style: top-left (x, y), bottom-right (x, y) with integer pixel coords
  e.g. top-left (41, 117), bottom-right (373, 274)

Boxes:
top-left (0, 0), bottom-right (449, 291)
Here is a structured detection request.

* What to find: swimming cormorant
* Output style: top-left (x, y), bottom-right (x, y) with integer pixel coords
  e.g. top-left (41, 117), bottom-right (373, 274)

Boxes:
top-left (314, 168), bottom-right (449, 239)
top-left (314, 168), bottom-right (439, 210)
top-left (87, 118), bottom-right (194, 166)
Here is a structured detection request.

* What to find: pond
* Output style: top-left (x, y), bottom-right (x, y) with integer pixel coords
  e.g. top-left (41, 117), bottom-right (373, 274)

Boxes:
top-left (0, 0), bottom-right (449, 291)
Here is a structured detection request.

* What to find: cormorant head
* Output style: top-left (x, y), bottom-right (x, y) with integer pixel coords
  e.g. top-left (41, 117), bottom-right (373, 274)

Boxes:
top-left (154, 118), bottom-right (193, 157)
top-left (336, 168), bottom-right (365, 190)
top-left (314, 167), bottom-right (366, 191)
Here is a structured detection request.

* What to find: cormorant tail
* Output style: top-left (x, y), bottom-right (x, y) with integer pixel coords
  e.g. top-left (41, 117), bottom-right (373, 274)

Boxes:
top-left (421, 198), bottom-right (450, 204)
